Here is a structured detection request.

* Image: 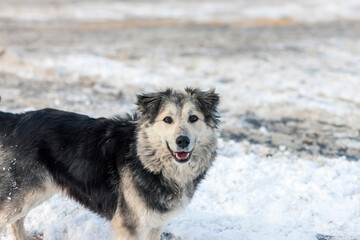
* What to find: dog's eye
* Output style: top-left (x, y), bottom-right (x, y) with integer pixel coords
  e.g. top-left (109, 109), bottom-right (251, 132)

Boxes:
top-left (189, 115), bottom-right (198, 123)
top-left (163, 117), bottom-right (173, 124)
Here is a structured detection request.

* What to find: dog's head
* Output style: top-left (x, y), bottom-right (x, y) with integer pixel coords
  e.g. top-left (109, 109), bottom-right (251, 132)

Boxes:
top-left (136, 88), bottom-right (219, 184)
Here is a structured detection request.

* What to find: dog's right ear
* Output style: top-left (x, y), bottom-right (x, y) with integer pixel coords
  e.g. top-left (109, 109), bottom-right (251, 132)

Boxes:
top-left (137, 92), bottom-right (162, 121)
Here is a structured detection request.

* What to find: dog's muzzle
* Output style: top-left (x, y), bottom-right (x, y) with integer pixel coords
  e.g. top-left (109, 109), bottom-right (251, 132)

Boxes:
top-left (166, 142), bottom-right (193, 163)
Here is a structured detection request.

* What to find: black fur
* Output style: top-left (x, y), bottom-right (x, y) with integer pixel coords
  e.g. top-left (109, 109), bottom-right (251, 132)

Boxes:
top-left (128, 151), bottom-right (207, 213)
top-left (0, 108), bottom-right (136, 220)
top-left (0, 88), bottom-right (219, 237)
top-left (128, 156), bottom-right (178, 213)
top-left (0, 107), bottom-right (210, 218)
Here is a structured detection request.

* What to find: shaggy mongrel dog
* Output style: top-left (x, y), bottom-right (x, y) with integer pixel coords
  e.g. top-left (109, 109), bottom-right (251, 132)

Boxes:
top-left (0, 88), bottom-right (219, 240)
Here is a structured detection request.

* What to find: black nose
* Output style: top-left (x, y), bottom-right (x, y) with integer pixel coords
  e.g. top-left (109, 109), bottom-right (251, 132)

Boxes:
top-left (176, 135), bottom-right (190, 149)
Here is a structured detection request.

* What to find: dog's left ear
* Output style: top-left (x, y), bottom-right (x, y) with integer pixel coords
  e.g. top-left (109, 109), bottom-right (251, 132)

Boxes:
top-left (137, 92), bottom-right (163, 121)
top-left (186, 88), bottom-right (220, 128)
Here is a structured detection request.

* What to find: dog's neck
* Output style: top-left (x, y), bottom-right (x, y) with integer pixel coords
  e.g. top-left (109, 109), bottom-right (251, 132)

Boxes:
top-left (123, 119), bottom-right (217, 213)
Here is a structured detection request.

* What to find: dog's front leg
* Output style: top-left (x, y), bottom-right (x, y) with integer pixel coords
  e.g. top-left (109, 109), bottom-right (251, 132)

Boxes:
top-left (111, 214), bottom-right (140, 240)
top-left (12, 217), bottom-right (27, 240)
top-left (113, 226), bottom-right (139, 240)
top-left (145, 227), bottom-right (162, 240)
top-left (12, 217), bottom-right (43, 240)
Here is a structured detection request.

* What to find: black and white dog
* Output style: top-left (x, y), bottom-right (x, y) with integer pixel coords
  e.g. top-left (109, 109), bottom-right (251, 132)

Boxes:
top-left (0, 88), bottom-right (219, 240)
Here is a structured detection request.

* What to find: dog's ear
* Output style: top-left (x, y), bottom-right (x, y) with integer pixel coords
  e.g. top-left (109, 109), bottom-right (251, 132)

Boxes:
top-left (137, 89), bottom-right (173, 122)
top-left (137, 92), bottom-right (163, 121)
top-left (186, 87), bottom-right (220, 128)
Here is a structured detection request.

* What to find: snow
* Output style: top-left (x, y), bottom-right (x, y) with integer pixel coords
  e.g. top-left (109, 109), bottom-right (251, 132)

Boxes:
top-left (176, 140), bottom-right (360, 240)
top-left (1, 0), bottom-right (360, 23)
top-left (1, 0), bottom-right (360, 239)
top-left (20, 48), bottom-right (360, 126)
top-left (2, 140), bottom-right (359, 240)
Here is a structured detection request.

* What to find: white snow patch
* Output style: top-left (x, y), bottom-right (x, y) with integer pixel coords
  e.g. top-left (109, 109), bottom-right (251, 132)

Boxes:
top-left (165, 140), bottom-right (360, 240)
top-left (1, 140), bottom-right (359, 240)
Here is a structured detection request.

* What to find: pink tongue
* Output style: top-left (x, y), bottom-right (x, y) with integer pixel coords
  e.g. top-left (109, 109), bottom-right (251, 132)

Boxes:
top-left (175, 152), bottom-right (189, 159)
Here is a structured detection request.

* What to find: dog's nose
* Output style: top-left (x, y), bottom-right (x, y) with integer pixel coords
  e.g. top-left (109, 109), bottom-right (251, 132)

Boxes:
top-left (176, 135), bottom-right (190, 149)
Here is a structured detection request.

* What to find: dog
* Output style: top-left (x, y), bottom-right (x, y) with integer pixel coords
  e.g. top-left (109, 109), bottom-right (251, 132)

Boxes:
top-left (0, 88), bottom-right (219, 240)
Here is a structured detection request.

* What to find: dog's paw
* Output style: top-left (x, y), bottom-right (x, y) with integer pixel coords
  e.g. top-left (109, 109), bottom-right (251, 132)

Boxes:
top-left (28, 232), bottom-right (43, 240)
top-left (160, 231), bottom-right (181, 240)
top-left (316, 234), bottom-right (334, 240)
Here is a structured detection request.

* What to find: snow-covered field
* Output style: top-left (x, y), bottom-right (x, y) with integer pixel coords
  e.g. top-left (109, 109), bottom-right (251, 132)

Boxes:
top-left (1, 0), bottom-right (360, 23)
top-left (1, 0), bottom-right (360, 239)
top-left (1, 140), bottom-right (359, 240)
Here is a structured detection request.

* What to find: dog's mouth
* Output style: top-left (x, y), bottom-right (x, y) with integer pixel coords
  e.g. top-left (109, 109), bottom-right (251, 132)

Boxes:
top-left (166, 142), bottom-right (193, 163)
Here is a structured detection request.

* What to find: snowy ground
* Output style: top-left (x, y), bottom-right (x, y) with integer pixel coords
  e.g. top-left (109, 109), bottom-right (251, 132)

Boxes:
top-left (1, 0), bottom-right (360, 239)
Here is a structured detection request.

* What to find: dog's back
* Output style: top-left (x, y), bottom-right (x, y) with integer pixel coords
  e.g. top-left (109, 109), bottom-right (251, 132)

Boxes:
top-left (0, 109), bottom-right (136, 239)
top-left (0, 108), bottom-right (134, 218)
top-left (0, 110), bottom-right (20, 134)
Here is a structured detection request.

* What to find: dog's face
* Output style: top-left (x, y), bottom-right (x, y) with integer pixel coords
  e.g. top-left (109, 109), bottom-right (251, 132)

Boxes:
top-left (136, 88), bottom-right (219, 183)
top-left (148, 100), bottom-right (207, 163)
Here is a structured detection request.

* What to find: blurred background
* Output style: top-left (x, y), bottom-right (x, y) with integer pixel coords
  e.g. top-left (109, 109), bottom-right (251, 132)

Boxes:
top-left (0, 1), bottom-right (360, 239)
top-left (1, 0), bottom-right (359, 160)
